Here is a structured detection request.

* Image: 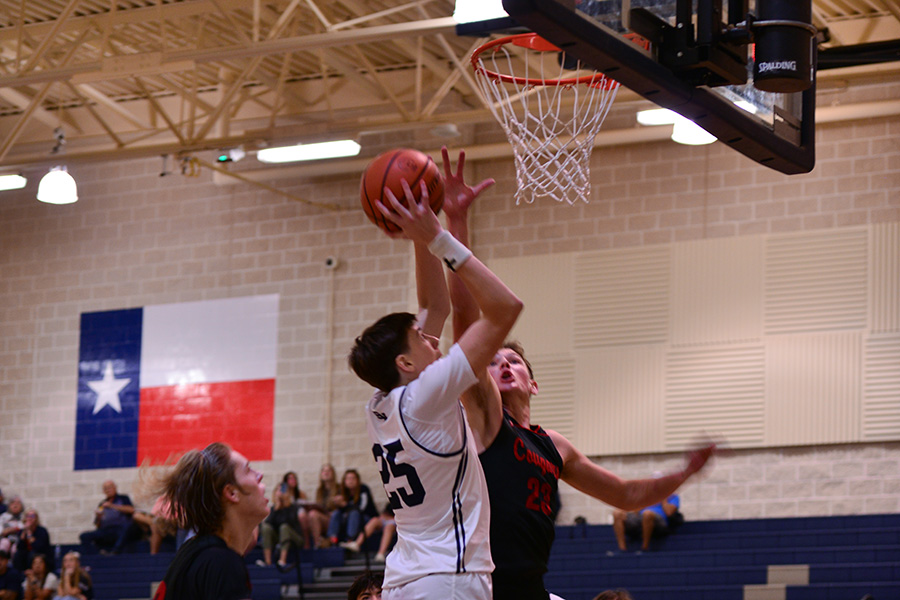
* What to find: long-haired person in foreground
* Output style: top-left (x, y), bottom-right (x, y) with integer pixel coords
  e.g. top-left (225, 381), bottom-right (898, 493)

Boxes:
top-left (153, 442), bottom-right (269, 600)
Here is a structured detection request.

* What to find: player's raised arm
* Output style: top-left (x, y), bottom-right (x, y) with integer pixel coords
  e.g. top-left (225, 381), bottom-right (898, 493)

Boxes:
top-left (377, 175), bottom-right (522, 377)
top-left (440, 147), bottom-right (503, 451)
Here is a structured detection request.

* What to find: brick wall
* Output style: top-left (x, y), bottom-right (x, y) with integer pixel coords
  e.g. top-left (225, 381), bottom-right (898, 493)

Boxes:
top-left (0, 77), bottom-right (897, 543)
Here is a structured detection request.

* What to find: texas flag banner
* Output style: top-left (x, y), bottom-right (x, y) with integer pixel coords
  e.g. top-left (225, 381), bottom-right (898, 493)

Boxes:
top-left (75, 294), bottom-right (279, 471)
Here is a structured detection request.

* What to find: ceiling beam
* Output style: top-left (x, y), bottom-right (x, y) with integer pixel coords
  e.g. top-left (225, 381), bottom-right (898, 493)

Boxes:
top-left (0, 18), bottom-right (458, 88)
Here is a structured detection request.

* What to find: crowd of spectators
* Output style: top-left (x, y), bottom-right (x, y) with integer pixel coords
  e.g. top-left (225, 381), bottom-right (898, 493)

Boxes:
top-left (0, 465), bottom-right (398, 599)
top-left (0, 464), bottom-right (402, 600)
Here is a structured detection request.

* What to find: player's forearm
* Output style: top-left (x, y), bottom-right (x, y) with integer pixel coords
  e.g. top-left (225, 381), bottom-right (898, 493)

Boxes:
top-left (414, 241), bottom-right (450, 337)
top-left (446, 212), bottom-right (479, 341)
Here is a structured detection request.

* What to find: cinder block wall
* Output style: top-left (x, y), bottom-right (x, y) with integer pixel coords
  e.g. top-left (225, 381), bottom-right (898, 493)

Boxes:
top-left (1, 77), bottom-right (897, 543)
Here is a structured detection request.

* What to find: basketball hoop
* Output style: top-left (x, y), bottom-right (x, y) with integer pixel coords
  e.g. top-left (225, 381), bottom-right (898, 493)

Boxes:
top-left (472, 33), bottom-right (642, 205)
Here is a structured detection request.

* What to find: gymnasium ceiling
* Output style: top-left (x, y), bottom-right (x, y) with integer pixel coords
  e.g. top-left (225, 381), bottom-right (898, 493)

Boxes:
top-left (0, 0), bottom-right (898, 177)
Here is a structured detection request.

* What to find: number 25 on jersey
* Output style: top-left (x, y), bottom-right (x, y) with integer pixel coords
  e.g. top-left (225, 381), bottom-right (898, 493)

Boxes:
top-left (372, 440), bottom-right (426, 509)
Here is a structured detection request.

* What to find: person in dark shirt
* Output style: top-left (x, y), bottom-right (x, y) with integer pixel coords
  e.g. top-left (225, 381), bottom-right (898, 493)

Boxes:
top-left (13, 510), bottom-right (52, 573)
top-left (443, 177), bottom-right (716, 600)
top-left (0, 549), bottom-right (23, 600)
top-left (153, 442), bottom-right (269, 600)
top-left (78, 481), bottom-right (136, 554)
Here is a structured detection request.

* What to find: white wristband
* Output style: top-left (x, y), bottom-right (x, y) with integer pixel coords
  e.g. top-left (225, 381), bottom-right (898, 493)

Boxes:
top-left (427, 230), bottom-right (473, 272)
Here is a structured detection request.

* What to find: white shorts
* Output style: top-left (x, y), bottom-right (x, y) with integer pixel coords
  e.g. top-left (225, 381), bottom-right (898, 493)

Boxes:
top-left (383, 572), bottom-right (491, 600)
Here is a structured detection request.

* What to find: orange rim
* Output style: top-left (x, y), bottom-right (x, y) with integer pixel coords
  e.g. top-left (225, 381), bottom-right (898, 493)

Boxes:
top-left (471, 32), bottom-right (649, 89)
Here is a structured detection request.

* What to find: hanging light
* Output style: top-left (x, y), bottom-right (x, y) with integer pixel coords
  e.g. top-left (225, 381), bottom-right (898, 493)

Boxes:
top-left (636, 108), bottom-right (717, 145)
top-left (256, 140), bottom-right (361, 163)
top-left (37, 166), bottom-right (78, 205)
top-left (0, 174), bottom-right (27, 191)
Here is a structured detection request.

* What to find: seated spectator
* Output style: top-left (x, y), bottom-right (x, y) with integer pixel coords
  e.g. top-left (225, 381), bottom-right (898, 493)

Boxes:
top-left (338, 504), bottom-right (396, 563)
top-left (0, 498), bottom-right (25, 554)
top-left (79, 480), bottom-right (137, 554)
top-left (22, 554), bottom-right (58, 600)
top-left (347, 571), bottom-right (382, 600)
top-left (308, 464), bottom-right (340, 549)
top-left (53, 551), bottom-right (92, 600)
top-left (13, 511), bottom-right (51, 573)
top-left (131, 496), bottom-right (177, 555)
top-left (259, 472), bottom-right (306, 567)
top-left (593, 590), bottom-right (633, 600)
top-left (612, 484), bottom-right (682, 552)
top-left (0, 549), bottom-right (23, 600)
top-left (328, 470), bottom-right (378, 549)
top-left (0, 489), bottom-right (7, 515)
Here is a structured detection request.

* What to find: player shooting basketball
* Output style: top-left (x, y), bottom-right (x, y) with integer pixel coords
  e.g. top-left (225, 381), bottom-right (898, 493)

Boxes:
top-left (441, 150), bottom-right (716, 600)
top-left (348, 149), bottom-right (520, 600)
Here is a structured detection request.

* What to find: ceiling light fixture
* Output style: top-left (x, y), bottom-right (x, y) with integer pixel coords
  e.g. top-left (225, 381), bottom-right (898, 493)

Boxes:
top-left (453, 0), bottom-right (508, 23)
top-left (0, 174), bottom-right (27, 191)
top-left (636, 108), bottom-right (717, 145)
top-left (37, 166), bottom-right (78, 205)
top-left (256, 140), bottom-right (361, 164)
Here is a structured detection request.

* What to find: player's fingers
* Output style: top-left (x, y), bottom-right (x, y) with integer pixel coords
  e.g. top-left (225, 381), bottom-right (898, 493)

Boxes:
top-left (415, 180), bottom-right (430, 212)
top-left (441, 146), bottom-right (452, 178)
top-left (471, 178), bottom-right (496, 196)
top-left (380, 188), bottom-right (411, 220)
top-left (455, 149), bottom-right (466, 177)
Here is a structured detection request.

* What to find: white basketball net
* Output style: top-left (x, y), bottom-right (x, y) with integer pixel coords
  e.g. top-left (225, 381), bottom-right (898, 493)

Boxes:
top-left (473, 36), bottom-right (620, 205)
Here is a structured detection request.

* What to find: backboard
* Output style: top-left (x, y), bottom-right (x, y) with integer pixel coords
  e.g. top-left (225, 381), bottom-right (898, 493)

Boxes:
top-left (498, 0), bottom-right (816, 174)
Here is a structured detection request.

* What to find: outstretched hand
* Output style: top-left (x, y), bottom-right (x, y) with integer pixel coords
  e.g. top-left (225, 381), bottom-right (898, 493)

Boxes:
top-left (375, 179), bottom-right (442, 245)
top-left (441, 146), bottom-right (495, 221)
top-left (683, 443), bottom-right (716, 478)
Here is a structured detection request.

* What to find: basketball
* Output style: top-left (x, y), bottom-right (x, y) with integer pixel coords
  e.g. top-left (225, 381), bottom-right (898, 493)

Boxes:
top-left (360, 148), bottom-right (444, 233)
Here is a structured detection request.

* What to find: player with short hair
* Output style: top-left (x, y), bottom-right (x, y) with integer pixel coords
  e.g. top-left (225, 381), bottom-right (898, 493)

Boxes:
top-left (349, 149), bottom-right (520, 600)
top-left (443, 171), bottom-right (715, 600)
top-left (347, 571), bottom-right (383, 600)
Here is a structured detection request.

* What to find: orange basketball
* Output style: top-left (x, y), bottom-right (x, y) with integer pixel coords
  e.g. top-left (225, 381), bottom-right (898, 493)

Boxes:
top-left (360, 149), bottom-right (444, 233)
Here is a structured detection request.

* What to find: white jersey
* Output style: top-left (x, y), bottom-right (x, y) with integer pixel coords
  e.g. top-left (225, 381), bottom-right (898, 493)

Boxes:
top-left (365, 344), bottom-right (493, 590)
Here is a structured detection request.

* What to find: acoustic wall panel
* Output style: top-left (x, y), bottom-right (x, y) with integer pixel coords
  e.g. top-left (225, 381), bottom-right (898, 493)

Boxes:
top-left (870, 222), bottom-right (900, 333)
top-left (764, 228), bottom-right (867, 335)
top-left (671, 237), bottom-right (764, 346)
top-left (527, 354), bottom-right (576, 441)
top-left (665, 344), bottom-right (766, 449)
top-left (574, 346), bottom-right (666, 456)
top-left (765, 332), bottom-right (862, 446)
top-left (491, 253), bottom-right (574, 355)
top-left (574, 246), bottom-right (669, 348)
top-left (863, 333), bottom-right (900, 441)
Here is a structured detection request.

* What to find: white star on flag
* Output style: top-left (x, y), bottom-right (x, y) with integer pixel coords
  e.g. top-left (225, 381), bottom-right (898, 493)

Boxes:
top-left (88, 361), bottom-right (131, 415)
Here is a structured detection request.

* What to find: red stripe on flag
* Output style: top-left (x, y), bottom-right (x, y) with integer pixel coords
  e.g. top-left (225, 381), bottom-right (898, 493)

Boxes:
top-left (137, 379), bottom-right (274, 464)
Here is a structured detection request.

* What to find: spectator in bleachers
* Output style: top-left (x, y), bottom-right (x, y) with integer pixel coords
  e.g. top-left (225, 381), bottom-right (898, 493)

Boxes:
top-left (12, 511), bottom-right (51, 573)
top-left (0, 489), bottom-right (7, 515)
top-left (0, 498), bottom-right (25, 555)
top-left (592, 590), bottom-right (633, 600)
top-left (308, 464), bottom-right (340, 549)
top-left (347, 570), bottom-right (383, 600)
top-left (339, 504), bottom-right (396, 562)
top-left (612, 476), bottom-right (682, 552)
top-left (329, 470), bottom-right (378, 550)
top-left (259, 471), bottom-right (306, 567)
top-left (22, 554), bottom-right (57, 600)
top-left (0, 549), bottom-right (23, 600)
top-left (131, 496), bottom-right (177, 555)
top-left (53, 551), bottom-right (92, 600)
top-left (78, 481), bottom-right (137, 555)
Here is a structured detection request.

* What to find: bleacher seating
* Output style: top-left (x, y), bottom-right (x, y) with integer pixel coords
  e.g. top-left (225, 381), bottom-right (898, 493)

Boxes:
top-left (544, 514), bottom-right (900, 600)
top-left (62, 514), bottom-right (900, 600)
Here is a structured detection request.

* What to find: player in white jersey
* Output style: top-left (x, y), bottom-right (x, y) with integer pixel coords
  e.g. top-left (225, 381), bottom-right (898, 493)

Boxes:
top-left (349, 149), bottom-right (521, 600)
